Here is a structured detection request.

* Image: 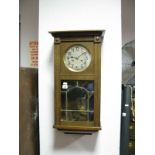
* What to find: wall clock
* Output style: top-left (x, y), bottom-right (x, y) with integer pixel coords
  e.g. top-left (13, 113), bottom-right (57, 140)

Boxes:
top-left (49, 30), bottom-right (105, 133)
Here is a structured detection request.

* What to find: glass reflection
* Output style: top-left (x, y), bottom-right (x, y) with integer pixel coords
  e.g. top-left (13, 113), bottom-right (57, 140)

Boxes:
top-left (61, 80), bottom-right (94, 122)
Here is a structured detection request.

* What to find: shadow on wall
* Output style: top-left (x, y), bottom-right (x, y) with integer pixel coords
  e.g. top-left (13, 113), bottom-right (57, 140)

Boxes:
top-left (48, 44), bottom-right (54, 69)
top-left (53, 130), bottom-right (98, 152)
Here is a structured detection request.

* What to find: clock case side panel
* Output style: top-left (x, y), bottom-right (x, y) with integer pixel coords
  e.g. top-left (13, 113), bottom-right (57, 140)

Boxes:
top-left (94, 41), bottom-right (102, 128)
top-left (54, 43), bottom-right (61, 127)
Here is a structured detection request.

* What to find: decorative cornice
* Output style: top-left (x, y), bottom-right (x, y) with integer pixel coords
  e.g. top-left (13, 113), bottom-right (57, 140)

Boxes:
top-left (49, 30), bottom-right (105, 38)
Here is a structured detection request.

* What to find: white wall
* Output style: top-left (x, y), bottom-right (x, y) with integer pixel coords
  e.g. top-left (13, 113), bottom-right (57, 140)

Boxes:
top-left (20, 0), bottom-right (38, 67)
top-left (39, 0), bottom-right (122, 155)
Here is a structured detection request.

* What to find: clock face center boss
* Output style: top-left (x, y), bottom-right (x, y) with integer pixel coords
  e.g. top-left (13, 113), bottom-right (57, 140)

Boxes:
top-left (49, 30), bottom-right (105, 132)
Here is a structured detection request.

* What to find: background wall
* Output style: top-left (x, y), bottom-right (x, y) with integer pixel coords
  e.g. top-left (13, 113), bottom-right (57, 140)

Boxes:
top-left (20, 0), bottom-right (38, 67)
top-left (39, 0), bottom-right (122, 155)
top-left (122, 0), bottom-right (135, 46)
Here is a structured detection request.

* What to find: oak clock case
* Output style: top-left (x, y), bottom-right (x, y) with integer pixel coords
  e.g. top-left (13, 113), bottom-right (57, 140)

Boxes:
top-left (49, 30), bottom-right (104, 132)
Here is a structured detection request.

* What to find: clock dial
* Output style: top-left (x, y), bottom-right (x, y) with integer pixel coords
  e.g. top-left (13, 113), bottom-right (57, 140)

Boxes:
top-left (64, 45), bottom-right (91, 72)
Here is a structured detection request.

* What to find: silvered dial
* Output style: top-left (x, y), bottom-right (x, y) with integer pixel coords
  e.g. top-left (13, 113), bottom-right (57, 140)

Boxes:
top-left (64, 45), bottom-right (91, 72)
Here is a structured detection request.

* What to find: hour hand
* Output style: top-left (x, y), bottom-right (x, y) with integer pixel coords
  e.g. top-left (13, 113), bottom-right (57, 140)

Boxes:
top-left (71, 56), bottom-right (78, 60)
top-left (70, 56), bottom-right (76, 59)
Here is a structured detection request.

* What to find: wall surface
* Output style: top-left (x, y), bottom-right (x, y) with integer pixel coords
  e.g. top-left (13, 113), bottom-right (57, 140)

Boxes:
top-left (122, 0), bottom-right (135, 46)
top-left (39, 0), bottom-right (122, 155)
top-left (20, 0), bottom-right (38, 67)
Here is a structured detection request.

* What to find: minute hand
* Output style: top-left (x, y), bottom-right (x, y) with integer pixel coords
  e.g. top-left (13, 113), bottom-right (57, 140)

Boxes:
top-left (77, 52), bottom-right (87, 59)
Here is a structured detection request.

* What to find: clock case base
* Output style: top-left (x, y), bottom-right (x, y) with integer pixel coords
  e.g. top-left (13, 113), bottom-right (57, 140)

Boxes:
top-left (53, 125), bottom-right (101, 133)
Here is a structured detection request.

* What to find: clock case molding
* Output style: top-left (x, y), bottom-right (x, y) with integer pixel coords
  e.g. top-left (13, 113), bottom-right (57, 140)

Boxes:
top-left (49, 30), bottom-right (105, 133)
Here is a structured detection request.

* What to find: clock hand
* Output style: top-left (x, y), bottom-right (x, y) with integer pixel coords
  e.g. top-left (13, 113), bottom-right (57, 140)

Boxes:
top-left (77, 52), bottom-right (87, 59)
top-left (70, 56), bottom-right (78, 59)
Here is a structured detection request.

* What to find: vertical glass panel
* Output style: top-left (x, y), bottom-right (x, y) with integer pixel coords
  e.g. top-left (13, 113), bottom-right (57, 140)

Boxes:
top-left (61, 80), bottom-right (94, 122)
top-left (61, 92), bottom-right (66, 110)
top-left (61, 111), bottom-right (66, 121)
top-left (89, 91), bottom-right (94, 111)
top-left (89, 112), bottom-right (94, 121)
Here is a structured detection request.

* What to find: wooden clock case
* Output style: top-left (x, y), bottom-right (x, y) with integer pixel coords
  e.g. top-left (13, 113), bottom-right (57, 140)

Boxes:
top-left (49, 30), bottom-right (104, 133)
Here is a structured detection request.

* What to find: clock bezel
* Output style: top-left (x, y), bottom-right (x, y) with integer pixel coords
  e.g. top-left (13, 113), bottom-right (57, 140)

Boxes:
top-left (63, 44), bottom-right (92, 72)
